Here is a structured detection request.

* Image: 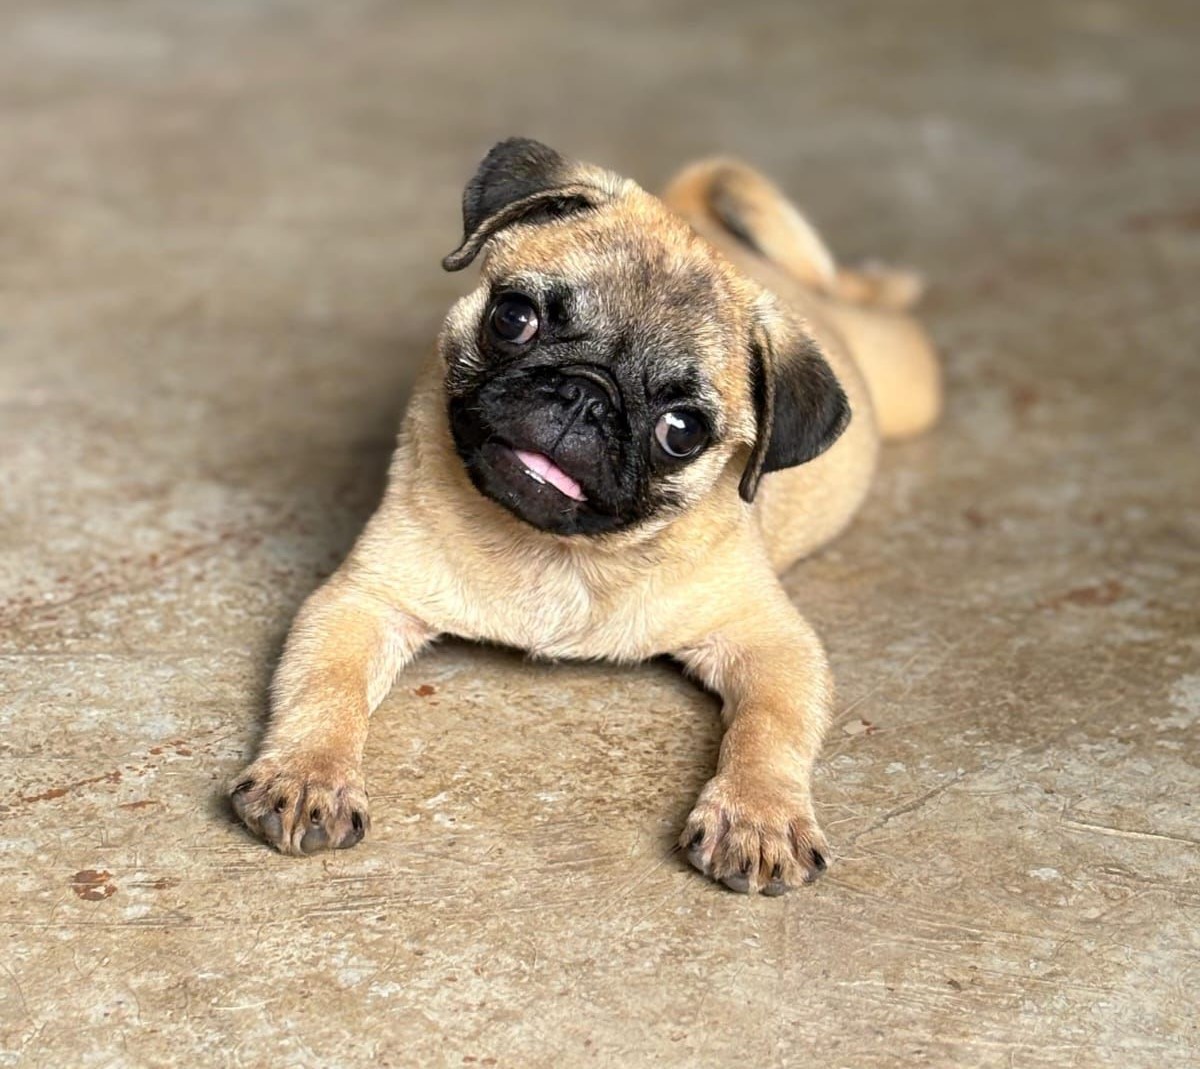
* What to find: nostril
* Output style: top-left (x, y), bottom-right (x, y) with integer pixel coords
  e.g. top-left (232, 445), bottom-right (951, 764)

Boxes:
top-left (558, 366), bottom-right (621, 412)
top-left (557, 379), bottom-right (609, 418)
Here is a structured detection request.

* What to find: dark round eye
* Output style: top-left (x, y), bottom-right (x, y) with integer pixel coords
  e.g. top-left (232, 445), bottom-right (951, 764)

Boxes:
top-left (489, 295), bottom-right (539, 345)
top-left (654, 410), bottom-right (708, 459)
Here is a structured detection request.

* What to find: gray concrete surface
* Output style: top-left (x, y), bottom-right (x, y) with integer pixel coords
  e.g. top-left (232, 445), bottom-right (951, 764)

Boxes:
top-left (1, 1), bottom-right (1198, 1066)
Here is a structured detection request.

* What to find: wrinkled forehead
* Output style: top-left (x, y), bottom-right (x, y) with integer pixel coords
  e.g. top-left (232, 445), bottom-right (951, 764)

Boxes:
top-left (482, 208), bottom-right (751, 366)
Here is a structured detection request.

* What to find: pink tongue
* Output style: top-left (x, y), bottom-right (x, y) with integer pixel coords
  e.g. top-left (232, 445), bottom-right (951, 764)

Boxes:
top-left (514, 449), bottom-right (586, 502)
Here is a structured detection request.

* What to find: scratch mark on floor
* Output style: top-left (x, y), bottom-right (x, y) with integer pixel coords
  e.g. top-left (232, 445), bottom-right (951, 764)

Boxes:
top-left (1063, 818), bottom-right (1200, 848)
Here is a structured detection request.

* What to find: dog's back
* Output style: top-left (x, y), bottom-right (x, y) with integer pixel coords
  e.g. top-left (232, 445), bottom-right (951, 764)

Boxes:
top-left (663, 160), bottom-right (942, 571)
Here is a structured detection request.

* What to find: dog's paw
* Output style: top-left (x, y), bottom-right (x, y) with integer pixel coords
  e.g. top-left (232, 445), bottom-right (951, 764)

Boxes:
top-left (229, 751), bottom-right (369, 856)
top-left (680, 770), bottom-right (829, 895)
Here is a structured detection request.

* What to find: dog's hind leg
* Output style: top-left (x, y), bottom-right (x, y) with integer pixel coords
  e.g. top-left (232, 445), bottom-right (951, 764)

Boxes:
top-left (663, 159), bottom-right (942, 440)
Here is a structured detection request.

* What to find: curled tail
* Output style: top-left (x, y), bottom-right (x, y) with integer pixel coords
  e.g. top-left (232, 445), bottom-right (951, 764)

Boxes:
top-left (662, 159), bottom-right (925, 313)
top-left (663, 158), bottom-right (942, 440)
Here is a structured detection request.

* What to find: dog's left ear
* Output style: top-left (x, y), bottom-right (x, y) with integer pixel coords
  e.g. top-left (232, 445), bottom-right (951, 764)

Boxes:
top-left (442, 137), bottom-right (615, 271)
top-left (738, 311), bottom-right (851, 503)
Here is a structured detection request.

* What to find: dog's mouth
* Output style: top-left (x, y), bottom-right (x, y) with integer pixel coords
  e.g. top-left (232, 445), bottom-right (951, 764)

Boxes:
top-left (460, 438), bottom-right (620, 535)
top-left (511, 448), bottom-right (587, 503)
top-left (480, 440), bottom-right (590, 510)
top-left (447, 395), bottom-right (634, 535)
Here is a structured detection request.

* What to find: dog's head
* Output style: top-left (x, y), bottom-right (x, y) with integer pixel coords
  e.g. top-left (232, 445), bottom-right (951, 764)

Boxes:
top-left (439, 138), bottom-right (850, 537)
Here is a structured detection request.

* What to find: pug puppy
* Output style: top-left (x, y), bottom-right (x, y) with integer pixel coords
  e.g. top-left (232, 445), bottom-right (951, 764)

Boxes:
top-left (229, 138), bottom-right (941, 895)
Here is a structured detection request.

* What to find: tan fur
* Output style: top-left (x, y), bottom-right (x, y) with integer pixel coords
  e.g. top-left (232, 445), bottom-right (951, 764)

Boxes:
top-left (230, 148), bottom-right (941, 895)
top-left (662, 159), bottom-right (942, 454)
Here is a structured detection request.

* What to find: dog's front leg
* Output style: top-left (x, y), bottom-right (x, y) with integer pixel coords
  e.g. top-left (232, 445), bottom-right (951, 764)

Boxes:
top-left (229, 571), bottom-right (434, 855)
top-left (675, 596), bottom-right (833, 895)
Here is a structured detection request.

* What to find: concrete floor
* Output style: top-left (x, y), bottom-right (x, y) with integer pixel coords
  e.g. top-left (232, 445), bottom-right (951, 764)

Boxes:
top-left (1, 1), bottom-right (1198, 1066)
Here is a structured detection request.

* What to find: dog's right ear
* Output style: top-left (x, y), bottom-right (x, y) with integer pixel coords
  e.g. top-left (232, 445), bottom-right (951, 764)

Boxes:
top-left (442, 138), bottom-right (613, 271)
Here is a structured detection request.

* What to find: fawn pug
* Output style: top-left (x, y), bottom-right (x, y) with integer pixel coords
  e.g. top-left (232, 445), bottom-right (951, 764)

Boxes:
top-left (230, 138), bottom-right (940, 894)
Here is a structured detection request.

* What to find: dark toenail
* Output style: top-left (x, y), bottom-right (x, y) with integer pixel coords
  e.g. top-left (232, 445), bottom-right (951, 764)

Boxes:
top-left (233, 779), bottom-right (254, 794)
top-left (301, 826), bottom-right (329, 853)
top-left (351, 811), bottom-right (364, 833)
top-left (310, 807), bottom-right (321, 823)
top-left (762, 879), bottom-right (789, 897)
top-left (721, 873), bottom-right (751, 894)
top-left (261, 812), bottom-right (282, 842)
top-left (689, 828), bottom-right (705, 848)
top-left (811, 849), bottom-right (828, 872)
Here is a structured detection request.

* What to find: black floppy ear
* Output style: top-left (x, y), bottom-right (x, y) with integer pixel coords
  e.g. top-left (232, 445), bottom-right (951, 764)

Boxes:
top-left (442, 138), bottom-right (607, 271)
top-left (738, 320), bottom-right (851, 503)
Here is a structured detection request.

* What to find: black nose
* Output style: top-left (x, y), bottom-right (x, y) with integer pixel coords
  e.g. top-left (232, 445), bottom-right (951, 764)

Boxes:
top-left (557, 366), bottom-right (621, 417)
